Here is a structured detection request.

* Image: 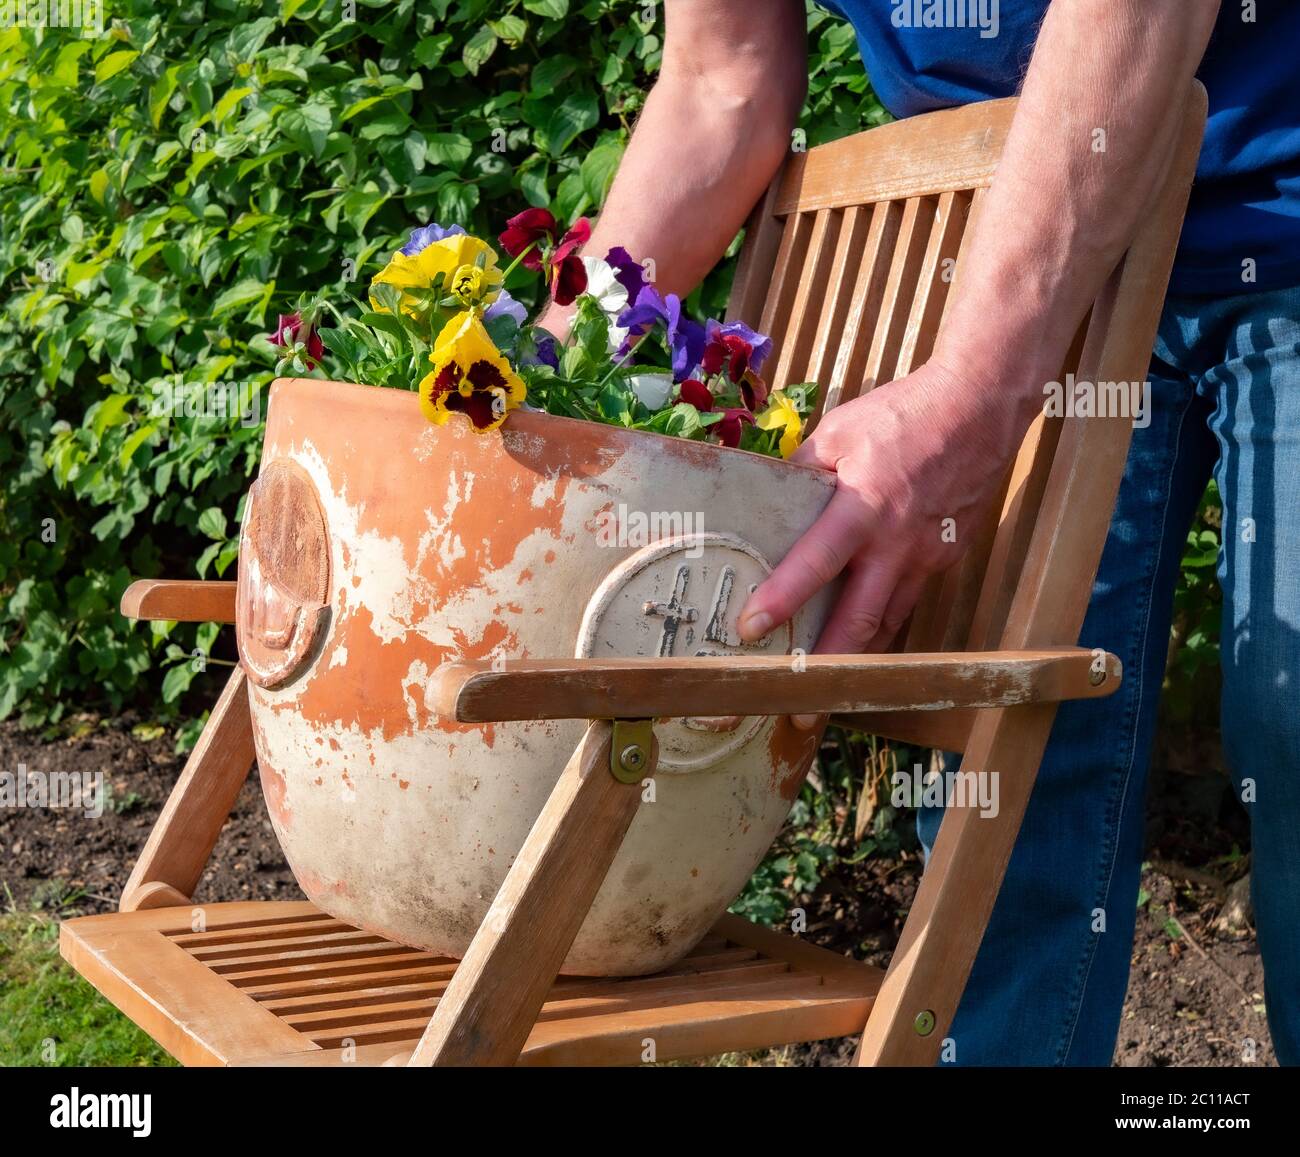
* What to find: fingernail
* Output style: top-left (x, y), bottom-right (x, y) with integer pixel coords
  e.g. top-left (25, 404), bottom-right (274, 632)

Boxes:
top-left (739, 611), bottom-right (772, 641)
top-left (792, 713), bottom-right (821, 731)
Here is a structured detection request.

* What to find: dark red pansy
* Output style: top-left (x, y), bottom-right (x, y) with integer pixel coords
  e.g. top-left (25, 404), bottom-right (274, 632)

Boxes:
top-left (271, 312), bottom-right (325, 369)
top-left (701, 334), bottom-right (754, 381)
top-left (498, 207), bottom-right (558, 270)
top-left (551, 255), bottom-right (587, 306)
top-left (551, 217), bottom-right (590, 265)
top-left (739, 371), bottom-right (769, 413)
top-left (427, 361), bottom-right (462, 401)
top-left (715, 407), bottom-right (755, 448)
top-left (679, 378), bottom-right (714, 411)
top-left (700, 339), bottom-right (725, 377)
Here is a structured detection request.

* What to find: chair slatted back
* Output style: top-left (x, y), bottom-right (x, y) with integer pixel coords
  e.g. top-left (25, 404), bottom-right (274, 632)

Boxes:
top-left (726, 93), bottom-right (1206, 751)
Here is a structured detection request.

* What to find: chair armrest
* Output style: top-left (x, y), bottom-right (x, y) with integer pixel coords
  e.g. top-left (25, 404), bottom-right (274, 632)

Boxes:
top-left (432, 647), bottom-right (1120, 723)
top-left (121, 580), bottom-right (237, 623)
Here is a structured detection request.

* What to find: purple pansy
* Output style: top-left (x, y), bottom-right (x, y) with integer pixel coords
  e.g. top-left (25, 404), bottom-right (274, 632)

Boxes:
top-left (483, 288), bottom-right (527, 327)
top-left (616, 285), bottom-right (707, 382)
top-left (520, 330), bottom-right (560, 370)
top-left (604, 246), bottom-right (646, 301)
top-left (616, 283), bottom-right (670, 342)
top-left (401, 221), bottom-right (467, 256)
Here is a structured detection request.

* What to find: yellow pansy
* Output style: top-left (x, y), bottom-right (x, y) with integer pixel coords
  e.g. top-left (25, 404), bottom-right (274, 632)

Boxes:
top-left (755, 390), bottom-right (804, 458)
top-left (418, 310), bottom-right (526, 433)
top-left (370, 233), bottom-right (502, 316)
top-left (448, 263), bottom-right (492, 307)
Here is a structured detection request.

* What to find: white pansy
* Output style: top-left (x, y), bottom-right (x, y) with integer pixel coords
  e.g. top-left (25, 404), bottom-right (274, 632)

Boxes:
top-left (606, 322), bottom-right (630, 354)
top-left (580, 256), bottom-right (629, 316)
top-left (580, 256), bottom-right (632, 354)
top-left (628, 373), bottom-right (673, 410)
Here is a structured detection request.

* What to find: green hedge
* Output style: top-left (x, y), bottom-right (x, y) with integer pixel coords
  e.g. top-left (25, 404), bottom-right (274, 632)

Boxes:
top-left (1, 1), bottom-right (1217, 734)
top-left (0, 1), bottom-right (883, 728)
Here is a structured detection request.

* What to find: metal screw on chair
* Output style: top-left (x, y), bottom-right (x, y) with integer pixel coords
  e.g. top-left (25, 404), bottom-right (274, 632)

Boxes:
top-left (610, 718), bottom-right (655, 783)
top-left (1089, 666), bottom-right (1107, 686)
top-left (913, 1009), bottom-right (936, 1037)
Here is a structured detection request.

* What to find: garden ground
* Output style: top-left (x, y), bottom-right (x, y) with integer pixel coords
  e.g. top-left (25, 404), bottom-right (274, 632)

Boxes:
top-left (0, 715), bottom-right (1272, 1067)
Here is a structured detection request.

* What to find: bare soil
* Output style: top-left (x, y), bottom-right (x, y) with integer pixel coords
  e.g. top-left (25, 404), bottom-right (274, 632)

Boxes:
top-left (0, 716), bottom-right (1272, 1066)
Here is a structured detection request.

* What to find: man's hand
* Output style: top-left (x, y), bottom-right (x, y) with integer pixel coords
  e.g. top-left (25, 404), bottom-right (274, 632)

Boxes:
top-left (739, 360), bottom-right (1021, 656)
top-left (740, 0), bottom-right (1219, 674)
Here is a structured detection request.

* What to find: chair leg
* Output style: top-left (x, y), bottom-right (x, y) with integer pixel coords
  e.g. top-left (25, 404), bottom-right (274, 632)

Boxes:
top-left (407, 719), bottom-right (656, 1066)
top-left (120, 667), bottom-right (256, 912)
top-left (854, 702), bottom-right (1058, 1065)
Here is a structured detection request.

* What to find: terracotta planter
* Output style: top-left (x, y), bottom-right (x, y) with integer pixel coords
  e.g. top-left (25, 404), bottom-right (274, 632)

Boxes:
top-left (236, 378), bottom-right (837, 976)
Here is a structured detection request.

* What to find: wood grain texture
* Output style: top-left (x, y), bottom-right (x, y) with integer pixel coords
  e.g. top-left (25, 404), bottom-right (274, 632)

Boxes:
top-left (859, 196), bottom-right (936, 394)
top-left (59, 903), bottom-right (323, 1067)
top-left (805, 202), bottom-right (872, 414)
top-left (92, 906), bottom-right (881, 1069)
top-left (830, 708), bottom-right (975, 755)
top-left (432, 649), bottom-right (1119, 724)
top-left (757, 211), bottom-right (814, 376)
top-left (775, 97), bottom-right (1016, 214)
top-left (855, 83), bottom-right (1208, 1066)
top-left (119, 668), bottom-right (255, 911)
top-left (120, 579), bottom-right (237, 623)
top-left (769, 207), bottom-right (843, 392)
top-left (821, 199), bottom-right (903, 414)
top-left (65, 86), bottom-right (1203, 1071)
top-left (726, 165), bottom-right (787, 327)
top-left (123, 882), bottom-right (191, 911)
top-left (894, 188), bottom-right (968, 379)
top-left (407, 721), bottom-right (653, 1065)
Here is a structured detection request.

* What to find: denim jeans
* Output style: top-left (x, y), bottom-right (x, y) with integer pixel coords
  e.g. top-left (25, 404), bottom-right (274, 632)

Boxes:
top-left (918, 283), bottom-right (1300, 1065)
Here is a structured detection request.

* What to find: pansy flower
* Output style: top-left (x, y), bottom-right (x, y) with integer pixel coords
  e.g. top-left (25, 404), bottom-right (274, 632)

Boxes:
top-left (519, 329), bottom-right (560, 369)
top-left (604, 246), bottom-right (646, 301)
top-left (498, 209), bottom-right (590, 306)
top-left (449, 263), bottom-right (494, 308)
top-left (370, 233), bottom-right (502, 317)
top-left (678, 377), bottom-right (714, 411)
top-left (700, 318), bottom-right (773, 381)
top-left (548, 217), bottom-right (590, 305)
top-left (401, 221), bottom-right (466, 256)
top-left (678, 378), bottom-right (753, 447)
top-left (739, 370), bottom-right (769, 413)
top-left (616, 285), bottom-right (706, 382)
top-left (498, 208), bottom-right (557, 270)
top-left (628, 372), bottom-right (673, 410)
top-left (581, 255), bottom-right (631, 351)
top-left (419, 311), bottom-right (525, 433)
top-left (715, 407), bottom-right (755, 449)
top-left (483, 288), bottom-right (528, 327)
top-left (271, 312), bottom-right (325, 369)
top-left (756, 389), bottom-right (804, 458)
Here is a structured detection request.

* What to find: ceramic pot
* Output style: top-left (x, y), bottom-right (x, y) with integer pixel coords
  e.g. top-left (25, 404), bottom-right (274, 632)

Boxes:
top-left (236, 378), bottom-right (837, 975)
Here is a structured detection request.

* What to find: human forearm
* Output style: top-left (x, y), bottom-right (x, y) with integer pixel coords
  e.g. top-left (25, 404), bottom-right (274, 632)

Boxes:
top-left (931, 0), bottom-right (1219, 449)
top-left (538, 0), bottom-right (807, 335)
top-left (739, 0), bottom-right (1217, 656)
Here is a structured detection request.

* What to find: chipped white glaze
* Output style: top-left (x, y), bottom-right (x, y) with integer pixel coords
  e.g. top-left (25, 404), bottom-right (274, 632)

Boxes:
top-left (238, 379), bottom-right (837, 976)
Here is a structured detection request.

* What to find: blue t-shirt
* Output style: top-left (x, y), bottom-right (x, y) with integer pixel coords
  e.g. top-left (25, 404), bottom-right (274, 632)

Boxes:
top-left (819, 1), bottom-right (1300, 295)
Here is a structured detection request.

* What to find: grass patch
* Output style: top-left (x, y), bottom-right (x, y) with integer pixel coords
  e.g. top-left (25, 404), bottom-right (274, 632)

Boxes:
top-left (0, 907), bottom-right (176, 1067)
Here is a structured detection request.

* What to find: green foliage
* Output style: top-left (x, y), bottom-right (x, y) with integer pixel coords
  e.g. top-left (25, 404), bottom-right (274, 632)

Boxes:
top-left (0, 1), bottom-right (886, 725)
top-left (731, 729), bottom-right (917, 929)
top-left (0, 0), bottom-right (1223, 740)
top-left (14, 0), bottom-right (1222, 764)
top-left (1163, 481), bottom-right (1223, 726)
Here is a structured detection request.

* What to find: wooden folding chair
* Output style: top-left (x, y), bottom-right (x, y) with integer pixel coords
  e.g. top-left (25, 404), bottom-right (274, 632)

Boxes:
top-left (61, 87), bottom-right (1206, 1067)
